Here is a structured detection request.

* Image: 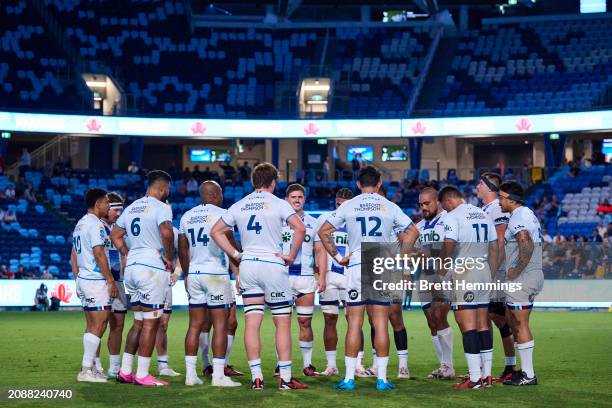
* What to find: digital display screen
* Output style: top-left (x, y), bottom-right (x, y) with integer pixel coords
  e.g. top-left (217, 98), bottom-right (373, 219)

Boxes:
top-left (381, 145), bottom-right (408, 161)
top-left (347, 145), bottom-right (374, 161)
top-left (190, 149), bottom-right (231, 162)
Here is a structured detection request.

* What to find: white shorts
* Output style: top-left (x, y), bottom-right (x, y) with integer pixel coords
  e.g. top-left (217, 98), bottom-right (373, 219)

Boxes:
top-left (418, 270), bottom-right (452, 309)
top-left (76, 278), bottom-right (111, 311)
top-left (187, 273), bottom-right (232, 309)
top-left (319, 271), bottom-right (347, 305)
top-left (124, 263), bottom-right (169, 309)
top-left (111, 281), bottom-right (129, 313)
top-left (452, 266), bottom-right (491, 309)
top-left (289, 275), bottom-right (316, 297)
top-left (505, 270), bottom-right (544, 308)
top-left (490, 268), bottom-right (507, 302)
top-left (239, 258), bottom-right (292, 307)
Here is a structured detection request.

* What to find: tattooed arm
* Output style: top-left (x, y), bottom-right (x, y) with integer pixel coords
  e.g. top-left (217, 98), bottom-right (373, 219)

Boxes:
top-left (318, 221), bottom-right (349, 266)
top-left (507, 230), bottom-right (534, 280)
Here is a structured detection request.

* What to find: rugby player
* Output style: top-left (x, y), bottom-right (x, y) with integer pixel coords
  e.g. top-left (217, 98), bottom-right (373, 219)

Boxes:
top-left (279, 183), bottom-right (322, 376)
top-left (101, 192), bottom-right (127, 380)
top-left (210, 162), bottom-right (308, 390)
top-left (315, 188), bottom-right (353, 376)
top-left (180, 181), bottom-right (240, 387)
top-left (498, 181), bottom-right (543, 386)
top-left (111, 170), bottom-right (175, 387)
top-left (438, 186), bottom-right (499, 389)
top-left (415, 187), bottom-right (454, 379)
top-left (477, 172), bottom-right (517, 383)
top-left (72, 188), bottom-right (116, 383)
top-left (318, 166), bottom-right (419, 391)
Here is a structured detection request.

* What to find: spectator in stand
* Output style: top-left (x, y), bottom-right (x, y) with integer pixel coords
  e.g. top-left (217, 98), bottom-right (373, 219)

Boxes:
top-left (41, 267), bottom-right (53, 279)
top-left (0, 264), bottom-right (6, 278)
top-left (3, 209), bottom-right (17, 224)
top-left (323, 156), bottom-right (331, 181)
top-left (239, 161), bottom-right (251, 181)
top-left (175, 179), bottom-right (186, 195)
top-left (548, 195), bottom-right (560, 217)
top-left (23, 183), bottom-right (37, 203)
top-left (4, 184), bottom-right (16, 201)
top-left (15, 264), bottom-right (25, 279)
top-left (596, 199), bottom-right (612, 215)
top-left (192, 165), bottom-right (202, 182)
top-left (5, 265), bottom-right (15, 279)
top-left (351, 153), bottom-right (361, 177)
top-left (553, 232), bottom-right (565, 244)
top-left (579, 260), bottom-right (597, 279)
top-left (18, 148), bottom-right (31, 177)
top-left (127, 160), bottom-right (139, 174)
top-left (591, 229), bottom-right (603, 243)
top-left (186, 177), bottom-right (198, 193)
top-left (32, 266), bottom-right (42, 278)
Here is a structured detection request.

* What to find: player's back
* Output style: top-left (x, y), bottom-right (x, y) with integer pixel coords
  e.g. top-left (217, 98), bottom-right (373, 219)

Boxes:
top-left (505, 206), bottom-right (543, 274)
top-left (223, 191), bottom-right (295, 261)
top-left (180, 203), bottom-right (228, 274)
top-left (116, 196), bottom-right (172, 270)
top-left (73, 213), bottom-right (109, 280)
top-left (333, 192), bottom-right (412, 264)
top-left (445, 203), bottom-right (496, 259)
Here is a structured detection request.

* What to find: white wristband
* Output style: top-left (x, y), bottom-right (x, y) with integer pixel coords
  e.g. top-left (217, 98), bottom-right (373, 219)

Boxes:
top-left (334, 253), bottom-right (344, 263)
top-left (232, 249), bottom-right (241, 260)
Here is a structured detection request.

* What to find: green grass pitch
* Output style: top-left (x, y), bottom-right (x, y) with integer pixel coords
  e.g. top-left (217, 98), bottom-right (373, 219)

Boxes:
top-left (1, 310), bottom-right (611, 407)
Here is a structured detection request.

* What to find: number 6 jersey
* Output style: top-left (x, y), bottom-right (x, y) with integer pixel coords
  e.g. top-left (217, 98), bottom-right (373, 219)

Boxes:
top-left (179, 204), bottom-right (229, 274)
top-left (115, 196), bottom-right (173, 271)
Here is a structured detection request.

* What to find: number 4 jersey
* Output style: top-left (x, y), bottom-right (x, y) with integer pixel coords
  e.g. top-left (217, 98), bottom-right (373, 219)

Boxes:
top-left (179, 204), bottom-right (229, 274)
top-left (116, 196), bottom-right (173, 271)
top-left (221, 191), bottom-right (296, 262)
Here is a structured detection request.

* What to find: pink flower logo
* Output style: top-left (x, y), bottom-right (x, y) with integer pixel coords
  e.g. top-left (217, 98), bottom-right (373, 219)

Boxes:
top-left (50, 283), bottom-right (73, 303)
top-left (516, 118), bottom-right (531, 132)
top-left (191, 122), bottom-right (206, 135)
top-left (86, 119), bottom-right (102, 132)
top-left (304, 123), bottom-right (319, 135)
top-left (411, 121), bottom-right (426, 135)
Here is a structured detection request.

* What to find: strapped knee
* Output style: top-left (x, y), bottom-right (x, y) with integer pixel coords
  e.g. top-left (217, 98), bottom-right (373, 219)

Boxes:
top-left (269, 302), bottom-right (292, 317)
top-left (462, 330), bottom-right (480, 354)
top-left (142, 310), bottom-right (162, 320)
top-left (321, 304), bottom-right (339, 315)
top-left (296, 306), bottom-right (314, 318)
top-left (244, 303), bottom-right (265, 315)
top-left (133, 311), bottom-right (144, 321)
top-left (499, 323), bottom-right (512, 338)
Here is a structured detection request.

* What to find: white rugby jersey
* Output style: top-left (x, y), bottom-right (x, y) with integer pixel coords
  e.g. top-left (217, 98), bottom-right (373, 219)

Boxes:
top-left (116, 196), bottom-right (173, 271)
top-left (444, 203), bottom-right (497, 259)
top-left (416, 210), bottom-right (447, 249)
top-left (281, 212), bottom-right (317, 276)
top-left (327, 192), bottom-right (413, 265)
top-left (504, 205), bottom-right (542, 272)
top-left (73, 213), bottom-right (110, 280)
top-left (221, 191), bottom-right (295, 262)
top-left (315, 211), bottom-right (349, 275)
top-left (179, 204), bottom-right (229, 275)
top-left (482, 198), bottom-right (510, 226)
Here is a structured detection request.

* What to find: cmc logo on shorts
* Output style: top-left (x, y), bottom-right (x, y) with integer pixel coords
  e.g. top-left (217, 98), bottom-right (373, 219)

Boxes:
top-left (50, 283), bottom-right (73, 303)
top-left (211, 294), bottom-right (224, 301)
top-left (463, 291), bottom-right (475, 302)
top-left (348, 290), bottom-right (359, 301)
top-left (271, 292), bottom-right (285, 298)
top-left (141, 293), bottom-right (151, 301)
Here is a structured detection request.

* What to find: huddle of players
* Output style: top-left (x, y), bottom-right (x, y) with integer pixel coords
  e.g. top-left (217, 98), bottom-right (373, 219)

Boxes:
top-left (72, 163), bottom-right (542, 390)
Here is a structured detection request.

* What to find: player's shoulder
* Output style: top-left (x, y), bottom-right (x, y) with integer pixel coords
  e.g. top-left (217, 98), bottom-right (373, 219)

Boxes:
top-left (303, 212), bottom-right (317, 226)
top-left (416, 218), bottom-right (426, 229)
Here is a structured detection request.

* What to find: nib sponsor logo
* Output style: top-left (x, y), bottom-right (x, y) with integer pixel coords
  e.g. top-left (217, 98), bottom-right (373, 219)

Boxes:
top-left (191, 122), bottom-right (206, 135)
top-left (86, 118), bottom-right (102, 132)
top-left (304, 123), bottom-right (319, 135)
top-left (411, 121), bottom-right (426, 135)
top-left (516, 118), bottom-right (531, 132)
top-left (51, 283), bottom-right (73, 303)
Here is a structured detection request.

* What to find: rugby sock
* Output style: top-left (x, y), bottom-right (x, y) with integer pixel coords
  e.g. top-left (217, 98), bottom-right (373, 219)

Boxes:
top-left (226, 335), bottom-right (235, 366)
top-left (479, 330), bottom-right (493, 378)
top-left (136, 356), bottom-right (151, 379)
top-left (344, 356), bottom-right (357, 381)
top-left (185, 355), bottom-right (197, 377)
top-left (109, 354), bottom-right (120, 374)
top-left (505, 356), bottom-right (517, 366)
top-left (299, 341), bottom-right (313, 368)
top-left (212, 357), bottom-right (225, 378)
top-left (326, 350), bottom-right (337, 369)
top-left (376, 356), bottom-right (389, 381)
top-left (248, 358), bottom-right (262, 381)
top-left (431, 335), bottom-right (443, 364)
top-left (393, 329), bottom-right (409, 369)
top-left (371, 349), bottom-right (378, 369)
top-left (82, 333), bottom-right (100, 369)
top-left (517, 340), bottom-right (535, 378)
top-left (199, 332), bottom-right (210, 368)
top-left (356, 351), bottom-right (364, 369)
top-left (157, 355), bottom-right (168, 370)
top-left (120, 352), bottom-right (134, 375)
top-left (278, 360), bottom-right (292, 382)
top-left (462, 330), bottom-right (482, 383)
top-left (437, 327), bottom-right (454, 369)
top-left (94, 356), bottom-right (103, 371)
